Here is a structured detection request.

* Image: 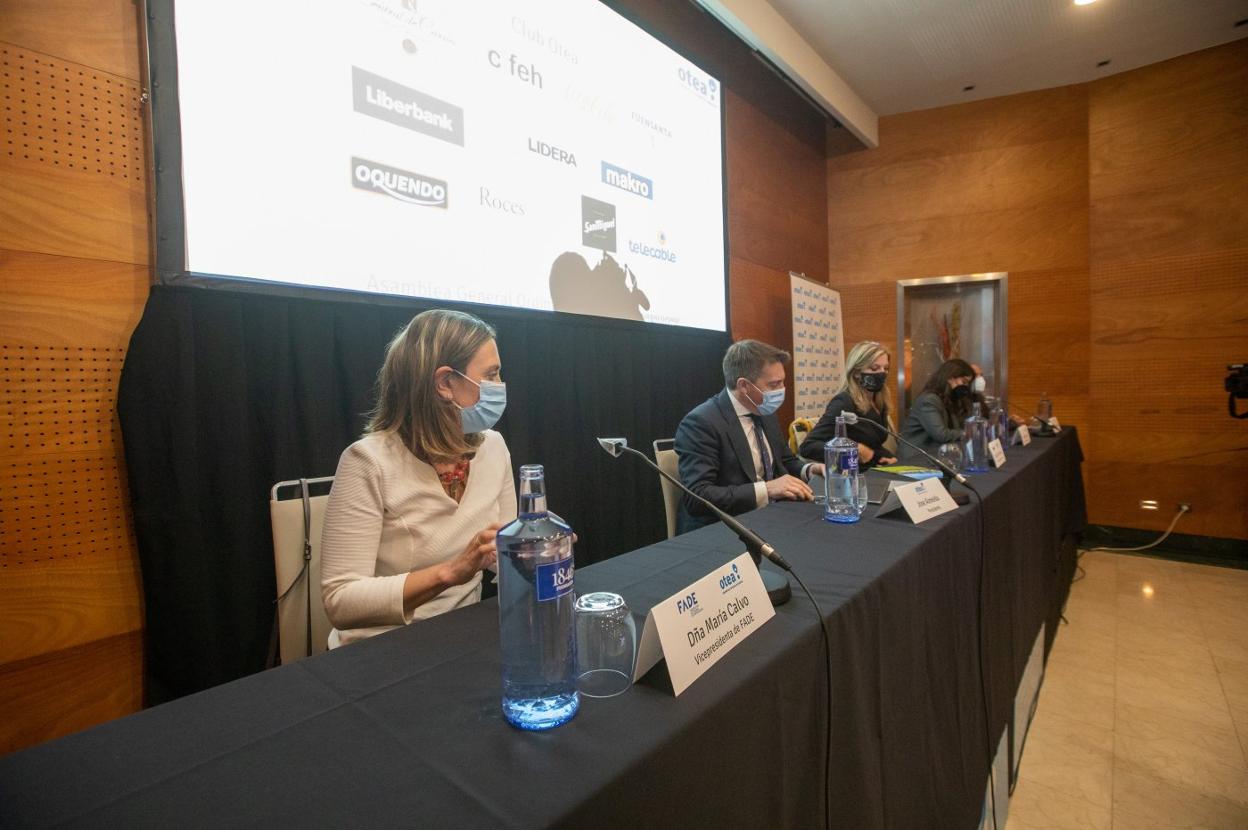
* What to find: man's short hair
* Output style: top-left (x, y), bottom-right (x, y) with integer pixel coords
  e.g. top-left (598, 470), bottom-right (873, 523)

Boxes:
top-left (722, 339), bottom-right (790, 388)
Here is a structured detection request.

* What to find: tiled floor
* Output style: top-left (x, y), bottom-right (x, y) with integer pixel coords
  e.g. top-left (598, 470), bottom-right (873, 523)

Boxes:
top-left (1005, 551), bottom-right (1248, 829)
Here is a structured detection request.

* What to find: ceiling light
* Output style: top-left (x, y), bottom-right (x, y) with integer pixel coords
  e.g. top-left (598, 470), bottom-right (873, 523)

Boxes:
top-left (1074, 0), bottom-right (1098, 6)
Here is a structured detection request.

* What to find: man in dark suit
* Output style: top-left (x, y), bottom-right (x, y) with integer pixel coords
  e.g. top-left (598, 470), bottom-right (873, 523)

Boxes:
top-left (675, 339), bottom-right (823, 535)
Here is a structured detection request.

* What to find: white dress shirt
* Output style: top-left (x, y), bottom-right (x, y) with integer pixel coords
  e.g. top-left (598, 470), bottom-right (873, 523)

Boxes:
top-left (726, 390), bottom-right (813, 509)
top-left (728, 391), bottom-right (773, 509)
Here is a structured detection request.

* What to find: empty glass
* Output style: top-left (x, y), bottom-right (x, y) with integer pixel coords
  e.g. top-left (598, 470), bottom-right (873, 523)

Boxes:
top-left (963, 415), bottom-right (990, 472)
top-left (937, 442), bottom-right (964, 473)
top-left (574, 592), bottom-right (636, 698)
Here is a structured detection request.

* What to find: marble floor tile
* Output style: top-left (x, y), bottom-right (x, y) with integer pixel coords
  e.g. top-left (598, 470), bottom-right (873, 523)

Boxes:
top-left (1016, 709), bottom-right (1114, 807)
top-left (1004, 778), bottom-right (1111, 830)
top-left (1009, 553), bottom-right (1248, 829)
top-left (1214, 654), bottom-right (1248, 711)
top-left (1112, 759), bottom-right (1248, 829)
top-left (1114, 701), bottom-right (1248, 780)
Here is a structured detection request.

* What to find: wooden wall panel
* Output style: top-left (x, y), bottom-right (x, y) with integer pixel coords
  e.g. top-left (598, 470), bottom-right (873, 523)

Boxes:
top-left (0, 45), bottom-right (148, 263)
top-left (0, 630), bottom-right (143, 755)
top-left (1088, 39), bottom-right (1248, 541)
top-left (827, 85), bottom-right (1091, 446)
top-left (0, 0), bottom-right (142, 81)
top-left (723, 86), bottom-right (829, 429)
top-left (826, 40), bottom-right (1247, 540)
top-left (1, 0), bottom-right (149, 754)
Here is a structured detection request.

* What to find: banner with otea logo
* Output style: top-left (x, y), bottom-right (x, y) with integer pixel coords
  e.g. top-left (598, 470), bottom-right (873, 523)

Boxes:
top-left (790, 274), bottom-right (845, 424)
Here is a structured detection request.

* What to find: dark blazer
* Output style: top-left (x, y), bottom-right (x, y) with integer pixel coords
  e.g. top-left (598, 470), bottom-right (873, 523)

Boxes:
top-left (899, 391), bottom-right (965, 464)
top-left (798, 389), bottom-right (891, 467)
top-left (674, 389), bottom-right (806, 535)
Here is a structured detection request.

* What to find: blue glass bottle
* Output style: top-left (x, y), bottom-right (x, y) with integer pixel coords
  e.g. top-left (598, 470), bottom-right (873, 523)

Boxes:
top-left (823, 414), bottom-right (861, 523)
top-left (497, 465), bottom-right (579, 731)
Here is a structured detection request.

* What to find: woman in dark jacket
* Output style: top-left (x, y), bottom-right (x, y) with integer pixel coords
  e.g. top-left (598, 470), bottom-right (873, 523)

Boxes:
top-left (799, 341), bottom-right (898, 468)
top-left (899, 358), bottom-right (975, 464)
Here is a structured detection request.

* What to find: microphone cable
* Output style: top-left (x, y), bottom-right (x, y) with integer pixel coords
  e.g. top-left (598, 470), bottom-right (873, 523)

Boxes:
top-left (786, 567), bottom-right (834, 830)
top-left (1080, 504), bottom-right (1189, 554)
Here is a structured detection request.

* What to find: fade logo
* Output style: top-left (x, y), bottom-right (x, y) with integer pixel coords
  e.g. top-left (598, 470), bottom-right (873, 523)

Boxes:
top-left (352, 66), bottom-right (464, 146)
top-left (676, 591), bottom-right (701, 616)
top-left (601, 161), bottom-right (653, 200)
top-left (677, 64), bottom-right (719, 106)
top-left (352, 157), bottom-right (447, 208)
top-left (581, 195), bottom-right (616, 252)
top-left (527, 137), bottom-right (576, 166)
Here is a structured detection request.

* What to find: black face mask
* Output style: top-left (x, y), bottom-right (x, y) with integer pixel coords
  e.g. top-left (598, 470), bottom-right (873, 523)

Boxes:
top-left (950, 384), bottom-right (972, 401)
top-left (858, 372), bottom-right (886, 393)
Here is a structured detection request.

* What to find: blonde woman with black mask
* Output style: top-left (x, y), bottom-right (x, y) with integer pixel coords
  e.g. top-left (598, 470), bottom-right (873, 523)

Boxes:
top-left (321, 309), bottom-right (517, 646)
top-left (799, 341), bottom-right (898, 469)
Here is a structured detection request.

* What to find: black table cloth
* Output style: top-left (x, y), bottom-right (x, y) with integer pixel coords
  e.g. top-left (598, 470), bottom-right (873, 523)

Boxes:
top-left (0, 430), bottom-right (1085, 829)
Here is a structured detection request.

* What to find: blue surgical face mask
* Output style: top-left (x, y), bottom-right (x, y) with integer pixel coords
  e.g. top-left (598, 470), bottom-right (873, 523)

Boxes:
top-left (746, 380), bottom-right (785, 416)
top-left (454, 370), bottom-right (506, 434)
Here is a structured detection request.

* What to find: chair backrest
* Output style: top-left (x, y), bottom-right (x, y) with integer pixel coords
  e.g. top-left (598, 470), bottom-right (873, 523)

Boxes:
top-left (270, 477), bottom-right (334, 664)
top-left (652, 439), bottom-right (680, 539)
top-left (789, 417), bottom-right (814, 456)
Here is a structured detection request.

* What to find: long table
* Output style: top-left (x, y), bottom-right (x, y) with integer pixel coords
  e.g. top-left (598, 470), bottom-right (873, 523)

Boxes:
top-left (0, 430), bottom-right (1085, 828)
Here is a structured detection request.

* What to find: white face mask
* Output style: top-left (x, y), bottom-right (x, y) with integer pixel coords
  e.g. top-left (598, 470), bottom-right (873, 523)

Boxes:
top-left (972, 376), bottom-right (987, 394)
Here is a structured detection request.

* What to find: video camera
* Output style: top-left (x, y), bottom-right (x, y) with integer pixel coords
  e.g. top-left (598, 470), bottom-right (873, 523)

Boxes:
top-left (1228, 364), bottom-right (1248, 419)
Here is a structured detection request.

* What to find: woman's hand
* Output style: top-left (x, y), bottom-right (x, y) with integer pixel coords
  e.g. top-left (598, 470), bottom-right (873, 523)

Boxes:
top-left (877, 456), bottom-right (898, 466)
top-left (858, 443), bottom-right (874, 463)
top-left (441, 523), bottom-right (503, 587)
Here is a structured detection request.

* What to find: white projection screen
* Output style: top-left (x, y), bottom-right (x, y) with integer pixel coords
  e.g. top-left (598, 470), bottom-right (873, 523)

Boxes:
top-left (154, 0), bottom-right (728, 331)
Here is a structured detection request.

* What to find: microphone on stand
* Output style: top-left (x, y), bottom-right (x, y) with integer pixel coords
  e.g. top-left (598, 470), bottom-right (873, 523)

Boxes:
top-left (595, 437), bottom-right (792, 606)
top-left (839, 413), bottom-right (969, 485)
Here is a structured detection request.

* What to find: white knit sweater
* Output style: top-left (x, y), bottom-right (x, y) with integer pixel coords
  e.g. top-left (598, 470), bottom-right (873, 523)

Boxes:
top-left (320, 429), bottom-right (517, 645)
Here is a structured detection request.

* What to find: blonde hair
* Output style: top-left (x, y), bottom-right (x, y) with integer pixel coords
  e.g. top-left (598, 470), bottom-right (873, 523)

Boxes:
top-left (836, 340), bottom-right (895, 429)
top-left (366, 309), bottom-right (497, 463)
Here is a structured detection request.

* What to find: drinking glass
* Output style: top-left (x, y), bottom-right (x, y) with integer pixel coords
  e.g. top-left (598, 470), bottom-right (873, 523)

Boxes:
top-left (937, 442), bottom-right (964, 473)
top-left (854, 474), bottom-right (869, 515)
top-left (574, 592), bottom-right (636, 698)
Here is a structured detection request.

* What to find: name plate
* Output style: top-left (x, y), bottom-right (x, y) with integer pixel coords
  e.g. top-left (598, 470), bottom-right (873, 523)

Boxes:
top-left (1013, 424), bottom-right (1032, 446)
top-left (633, 553), bottom-right (774, 696)
top-left (876, 478), bottom-right (958, 524)
top-left (988, 438), bottom-right (1007, 468)
top-left (1048, 417), bottom-right (1062, 432)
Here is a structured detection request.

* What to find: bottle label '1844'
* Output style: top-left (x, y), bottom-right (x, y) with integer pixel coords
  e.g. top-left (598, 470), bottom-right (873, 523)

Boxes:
top-left (535, 556), bottom-right (574, 602)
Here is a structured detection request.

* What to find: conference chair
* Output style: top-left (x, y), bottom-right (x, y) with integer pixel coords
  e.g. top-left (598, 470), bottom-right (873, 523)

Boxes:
top-left (269, 476), bottom-right (334, 664)
top-left (652, 439), bottom-right (680, 539)
top-left (788, 417), bottom-right (814, 456)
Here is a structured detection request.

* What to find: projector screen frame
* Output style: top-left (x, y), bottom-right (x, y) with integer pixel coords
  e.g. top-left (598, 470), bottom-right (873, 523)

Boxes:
top-left (140, 0), bottom-right (732, 335)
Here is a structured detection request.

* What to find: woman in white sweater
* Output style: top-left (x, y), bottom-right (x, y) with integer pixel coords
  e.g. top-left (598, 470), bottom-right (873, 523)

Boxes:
top-left (321, 309), bottom-right (517, 646)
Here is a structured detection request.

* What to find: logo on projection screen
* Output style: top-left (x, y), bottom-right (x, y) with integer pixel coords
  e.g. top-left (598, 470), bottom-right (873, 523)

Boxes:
top-left (601, 161), bottom-right (653, 200)
top-left (677, 65), bottom-right (719, 106)
top-left (351, 157), bottom-right (448, 208)
top-left (351, 66), bottom-right (465, 146)
top-left (581, 196), bottom-right (616, 252)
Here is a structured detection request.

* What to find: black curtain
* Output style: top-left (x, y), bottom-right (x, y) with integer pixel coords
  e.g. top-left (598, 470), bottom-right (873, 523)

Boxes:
top-left (118, 285), bottom-right (728, 704)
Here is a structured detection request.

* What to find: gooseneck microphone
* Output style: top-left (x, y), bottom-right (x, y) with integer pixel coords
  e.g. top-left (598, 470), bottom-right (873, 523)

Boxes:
top-left (839, 413), bottom-right (970, 485)
top-left (595, 438), bottom-right (792, 573)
